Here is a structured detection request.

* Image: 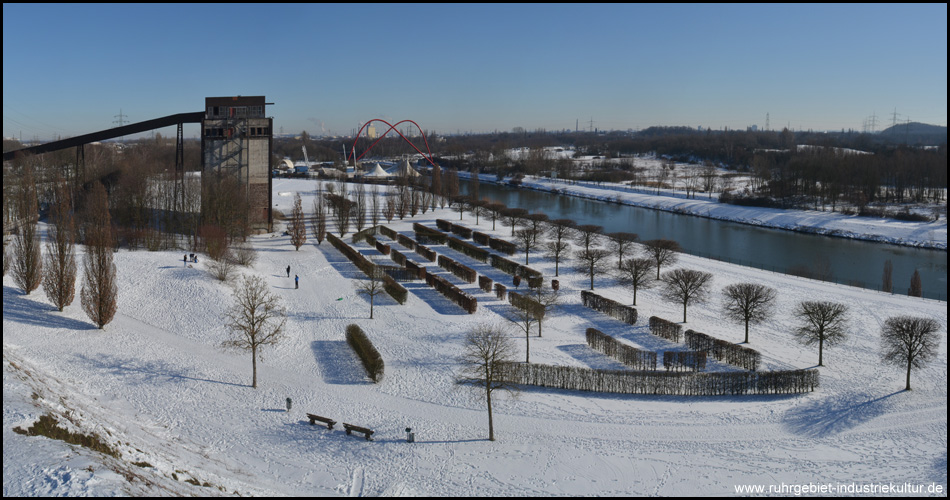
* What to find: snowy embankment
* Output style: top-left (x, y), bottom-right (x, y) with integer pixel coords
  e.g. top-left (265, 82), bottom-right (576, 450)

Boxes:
top-left (4, 178), bottom-right (947, 496)
top-left (458, 171), bottom-right (947, 250)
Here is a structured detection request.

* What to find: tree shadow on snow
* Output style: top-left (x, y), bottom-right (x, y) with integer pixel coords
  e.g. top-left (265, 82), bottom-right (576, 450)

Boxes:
top-left (3, 286), bottom-right (94, 331)
top-left (782, 390), bottom-right (902, 438)
top-left (73, 352), bottom-right (248, 388)
top-left (311, 340), bottom-right (373, 385)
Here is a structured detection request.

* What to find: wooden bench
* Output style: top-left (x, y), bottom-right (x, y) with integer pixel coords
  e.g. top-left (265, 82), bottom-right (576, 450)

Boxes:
top-left (306, 413), bottom-right (337, 429)
top-left (342, 423), bottom-right (374, 441)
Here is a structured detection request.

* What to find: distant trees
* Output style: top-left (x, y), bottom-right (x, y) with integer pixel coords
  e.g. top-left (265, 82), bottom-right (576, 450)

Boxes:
top-left (661, 269), bottom-right (713, 323)
top-left (458, 323), bottom-right (519, 442)
top-left (222, 275), bottom-right (287, 388)
top-left (80, 182), bottom-right (118, 329)
top-left (880, 316), bottom-right (940, 391)
top-left (793, 301), bottom-right (849, 366)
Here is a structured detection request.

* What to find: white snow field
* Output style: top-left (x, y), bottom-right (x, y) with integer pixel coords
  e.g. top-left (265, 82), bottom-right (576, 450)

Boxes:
top-left (4, 178), bottom-right (947, 496)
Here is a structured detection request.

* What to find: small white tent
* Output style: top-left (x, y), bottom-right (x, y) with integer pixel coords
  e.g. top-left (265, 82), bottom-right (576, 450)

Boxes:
top-left (364, 163), bottom-right (391, 178)
top-left (395, 158), bottom-right (420, 178)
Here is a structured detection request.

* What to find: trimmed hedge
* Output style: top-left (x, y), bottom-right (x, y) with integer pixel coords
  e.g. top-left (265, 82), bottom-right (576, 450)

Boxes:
top-left (413, 223), bottom-right (447, 245)
top-left (473, 231), bottom-right (490, 246)
top-left (497, 362), bottom-right (819, 395)
top-left (489, 254), bottom-right (543, 287)
top-left (479, 275), bottom-right (494, 293)
top-left (662, 351), bottom-right (707, 372)
top-left (586, 328), bottom-right (657, 371)
top-left (425, 272), bottom-right (478, 313)
top-left (488, 237), bottom-right (517, 255)
top-left (495, 283), bottom-right (507, 301)
top-left (447, 236), bottom-right (490, 262)
top-left (326, 232), bottom-right (407, 304)
top-left (415, 243), bottom-right (437, 262)
top-left (648, 316), bottom-right (682, 343)
top-left (396, 233), bottom-right (416, 251)
top-left (378, 225), bottom-right (398, 240)
top-left (351, 226), bottom-right (379, 244)
top-left (685, 329), bottom-right (761, 371)
top-left (580, 290), bottom-right (637, 325)
top-left (508, 290), bottom-right (546, 320)
top-left (437, 255), bottom-right (477, 283)
top-left (346, 324), bottom-right (384, 383)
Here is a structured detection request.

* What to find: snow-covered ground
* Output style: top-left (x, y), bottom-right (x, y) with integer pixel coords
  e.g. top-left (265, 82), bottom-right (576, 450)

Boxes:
top-left (4, 178), bottom-right (947, 496)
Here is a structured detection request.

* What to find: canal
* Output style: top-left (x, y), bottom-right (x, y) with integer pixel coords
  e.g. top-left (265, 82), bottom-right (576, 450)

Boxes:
top-left (459, 180), bottom-right (947, 301)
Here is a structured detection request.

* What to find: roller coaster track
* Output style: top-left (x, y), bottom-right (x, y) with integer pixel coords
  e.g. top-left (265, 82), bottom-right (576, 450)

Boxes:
top-left (349, 119), bottom-right (438, 169)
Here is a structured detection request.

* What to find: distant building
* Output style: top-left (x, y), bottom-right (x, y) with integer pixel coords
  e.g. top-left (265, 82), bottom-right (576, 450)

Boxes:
top-left (201, 96), bottom-right (272, 227)
top-left (367, 125), bottom-right (377, 139)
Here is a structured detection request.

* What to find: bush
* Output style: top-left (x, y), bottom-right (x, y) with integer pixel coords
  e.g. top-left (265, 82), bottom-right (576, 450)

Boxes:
top-left (488, 237), bottom-right (517, 255)
top-left (345, 324), bottom-right (384, 382)
top-left (495, 283), bottom-right (507, 301)
top-left (473, 231), bottom-right (490, 246)
top-left (662, 351), bottom-right (707, 372)
top-left (413, 223), bottom-right (447, 245)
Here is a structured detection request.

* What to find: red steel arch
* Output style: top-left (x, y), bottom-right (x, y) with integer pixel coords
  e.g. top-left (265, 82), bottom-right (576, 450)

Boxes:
top-left (349, 119), bottom-right (438, 169)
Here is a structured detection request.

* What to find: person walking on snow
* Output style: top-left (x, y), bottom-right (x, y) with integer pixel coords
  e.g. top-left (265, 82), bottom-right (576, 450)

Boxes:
top-left (287, 265), bottom-right (291, 277)
top-left (295, 274), bottom-right (299, 289)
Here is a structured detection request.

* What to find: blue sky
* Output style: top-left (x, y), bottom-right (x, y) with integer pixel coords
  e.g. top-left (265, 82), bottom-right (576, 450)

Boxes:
top-left (3, 3), bottom-right (947, 141)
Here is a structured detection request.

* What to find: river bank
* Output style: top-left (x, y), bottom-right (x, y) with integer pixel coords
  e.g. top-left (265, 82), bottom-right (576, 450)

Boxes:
top-left (457, 171), bottom-right (947, 251)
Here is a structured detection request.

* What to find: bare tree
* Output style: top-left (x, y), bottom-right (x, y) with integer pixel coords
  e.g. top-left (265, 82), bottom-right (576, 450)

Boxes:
top-left (222, 275), bottom-right (287, 388)
top-left (356, 266), bottom-right (387, 319)
top-left (793, 301), bottom-right (849, 367)
top-left (354, 182), bottom-right (368, 232)
top-left (289, 192), bottom-right (307, 250)
top-left (514, 227), bottom-right (540, 265)
top-left (370, 184), bottom-right (382, 226)
top-left (881, 259), bottom-right (893, 293)
top-left (524, 213), bottom-right (549, 245)
top-left (908, 269), bottom-right (922, 297)
top-left (383, 196), bottom-right (396, 223)
top-left (661, 268), bottom-right (714, 323)
top-left (574, 224), bottom-right (604, 254)
top-left (458, 323), bottom-right (518, 442)
top-left (574, 247), bottom-right (611, 290)
top-left (545, 219), bottom-right (575, 277)
top-left (644, 239), bottom-right (681, 280)
top-left (880, 316), bottom-right (941, 391)
top-left (208, 251), bottom-right (237, 282)
top-left (616, 257), bottom-right (654, 305)
top-left (484, 201), bottom-right (506, 231)
top-left (606, 232), bottom-right (638, 269)
top-left (43, 177), bottom-right (77, 310)
top-left (80, 182), bottom-right (118, 329)
top-left (527, 283), bottom-right (560, 338)
top-left (501, 207), bottom-right (528, 236)
top-left (13, 165), bottom-right (42, 295)
top-left (722, 283), bottom-right (777, 343)
top-left (431, 164), bottom-right (444, 208)
top-left (312, 186), bottom-right (327, 245)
